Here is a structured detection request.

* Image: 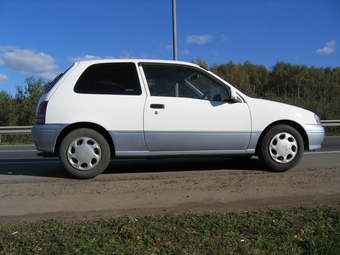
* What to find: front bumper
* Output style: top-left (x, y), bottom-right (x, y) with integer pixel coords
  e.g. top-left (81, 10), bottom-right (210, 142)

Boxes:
top-left (302, 124), bottom-right (325, 150)
top-left (32, 124), bottom-right (67, 153)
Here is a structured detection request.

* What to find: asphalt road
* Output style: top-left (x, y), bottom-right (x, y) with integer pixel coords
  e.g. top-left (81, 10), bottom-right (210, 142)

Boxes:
top-left (0, 136), bottom-right (339, 182)
top-left (0, 137), bottom-right (339, 223)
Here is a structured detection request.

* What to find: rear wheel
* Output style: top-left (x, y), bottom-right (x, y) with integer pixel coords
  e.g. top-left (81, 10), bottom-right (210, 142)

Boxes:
top-left (59, 128), bottom-right (111, 179)
top-left (259, 124), bottom-right (304, 172)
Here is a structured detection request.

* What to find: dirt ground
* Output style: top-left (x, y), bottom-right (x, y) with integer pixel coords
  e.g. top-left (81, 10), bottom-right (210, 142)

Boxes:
top-left (1, 162), bottom-right (340, 224)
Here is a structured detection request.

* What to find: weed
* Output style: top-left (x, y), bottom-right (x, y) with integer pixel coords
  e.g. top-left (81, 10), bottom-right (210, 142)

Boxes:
top-left (0, 207), bottom-right (339, 254)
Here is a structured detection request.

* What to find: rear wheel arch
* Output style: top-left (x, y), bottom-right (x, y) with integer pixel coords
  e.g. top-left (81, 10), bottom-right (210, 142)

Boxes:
top-left (55, 122), bottom-right (115, 158)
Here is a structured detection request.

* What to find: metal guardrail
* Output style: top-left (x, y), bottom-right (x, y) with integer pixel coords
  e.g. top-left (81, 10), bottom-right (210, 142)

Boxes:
top-left (0, 121), bottom-right (339, 136)
top-left (320, 120), bottom-right (340, 127)
top-left (0, 126), bottom-right (33, 135)
top-left (0, 126), bottom-right (32, 143)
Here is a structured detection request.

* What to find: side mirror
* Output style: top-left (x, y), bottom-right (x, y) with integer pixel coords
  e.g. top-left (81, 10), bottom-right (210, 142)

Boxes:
top-left (230, 87), bottom-right (242, 103)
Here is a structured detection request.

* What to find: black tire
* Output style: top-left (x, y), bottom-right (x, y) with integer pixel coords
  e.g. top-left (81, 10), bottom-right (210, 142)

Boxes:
top-left (258, 124), bottom-right (304, 172)
top-left (59, 128), bottom-right (111, 179)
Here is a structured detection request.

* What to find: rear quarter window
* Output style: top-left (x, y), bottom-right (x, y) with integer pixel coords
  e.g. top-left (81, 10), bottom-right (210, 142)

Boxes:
top-left (74, 63), bottom-right (142, 95)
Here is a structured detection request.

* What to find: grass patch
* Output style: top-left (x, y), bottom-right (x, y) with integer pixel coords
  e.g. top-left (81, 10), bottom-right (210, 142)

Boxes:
top-left (1, 207), bottom-right (339, 254)
top-left (324, 126), bottom-right (340, 136)
top-left (0, 134), bottom-right (33, 145)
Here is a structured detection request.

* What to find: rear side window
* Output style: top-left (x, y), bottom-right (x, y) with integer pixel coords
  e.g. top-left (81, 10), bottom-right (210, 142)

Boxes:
top-left (74, 63), bottom-right (141, 95)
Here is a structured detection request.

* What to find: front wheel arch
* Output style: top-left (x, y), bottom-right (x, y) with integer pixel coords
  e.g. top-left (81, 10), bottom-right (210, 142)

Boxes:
top-left (257, 123), bottom-right (305, 172)
top-left (256, 121), bottom-right (309, 155)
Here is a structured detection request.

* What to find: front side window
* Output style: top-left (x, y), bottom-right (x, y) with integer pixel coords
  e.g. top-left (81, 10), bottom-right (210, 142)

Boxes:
top-left (142, 64), bottom-right (231, 101)
top-left (74, 63), bottom-right (141, 95)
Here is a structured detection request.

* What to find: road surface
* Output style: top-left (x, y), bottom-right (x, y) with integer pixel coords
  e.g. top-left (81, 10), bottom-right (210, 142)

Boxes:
top-left (0, 137), bottom-right (339, 223)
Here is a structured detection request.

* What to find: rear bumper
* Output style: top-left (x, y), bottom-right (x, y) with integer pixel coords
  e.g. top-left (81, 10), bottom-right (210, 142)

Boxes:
top-left (302, 124), bottom-right (325, 150)
top-left (32, 124), bottom-right (67, 153)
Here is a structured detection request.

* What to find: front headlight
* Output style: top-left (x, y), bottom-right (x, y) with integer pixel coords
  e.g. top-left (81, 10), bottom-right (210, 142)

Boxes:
top-left (314, 114), bottom-right (321, 125)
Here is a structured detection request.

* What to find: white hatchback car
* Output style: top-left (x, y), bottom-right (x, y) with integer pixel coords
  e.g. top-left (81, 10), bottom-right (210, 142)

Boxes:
top-left (32, 59), bottom-right (324, 178)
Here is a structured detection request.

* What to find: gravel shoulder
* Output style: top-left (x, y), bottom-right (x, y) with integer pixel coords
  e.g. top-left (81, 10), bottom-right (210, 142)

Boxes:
top-left (1, 164), bottom-right (340, 224)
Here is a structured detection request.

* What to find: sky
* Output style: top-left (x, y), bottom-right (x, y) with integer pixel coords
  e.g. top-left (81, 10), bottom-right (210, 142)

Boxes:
top-left (0, 0), bottom-right (339, 95)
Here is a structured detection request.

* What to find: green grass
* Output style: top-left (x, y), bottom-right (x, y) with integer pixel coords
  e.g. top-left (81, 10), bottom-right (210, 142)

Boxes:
top-left (1, 207), bottom-right (339, 254)
top-left (0, 134), bottom-right (33, 145)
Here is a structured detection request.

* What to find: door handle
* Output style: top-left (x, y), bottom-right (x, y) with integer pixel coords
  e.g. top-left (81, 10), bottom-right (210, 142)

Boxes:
top-left (150, 104), bottom-right (165, 109)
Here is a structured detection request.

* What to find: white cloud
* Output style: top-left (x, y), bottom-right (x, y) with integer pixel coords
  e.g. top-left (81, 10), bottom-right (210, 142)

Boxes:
top-left (69, 54), bottom-right (106, 62)
top-left (119, 51), bottom-right (135, 59)
top-left (0, 46), bottom-right (59, 80)
top-left (186, 34), bottom-right (213, 45)
top-left (182, 49), bottom-right (190, 55)
top-left (0, 74), bottom-right (9, 85)
top-left (316, 40), bottom-right (336, 55)
top-left (220, 34), bottom-right (231, 42)
top-left (139, 53), bottom-right (155, 59)
top-left (0, 46), bottom-right (16, 52)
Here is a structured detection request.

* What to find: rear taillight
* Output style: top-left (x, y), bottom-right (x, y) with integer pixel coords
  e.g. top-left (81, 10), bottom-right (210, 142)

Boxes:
top-left (35, 101), bottom-right (48, 124)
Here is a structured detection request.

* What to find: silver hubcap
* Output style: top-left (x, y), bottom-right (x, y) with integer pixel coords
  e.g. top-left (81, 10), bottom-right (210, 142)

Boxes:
top-left (67, 137), bottom-right (101, 170)
top-left (269, 132), bottom-right (298, 164)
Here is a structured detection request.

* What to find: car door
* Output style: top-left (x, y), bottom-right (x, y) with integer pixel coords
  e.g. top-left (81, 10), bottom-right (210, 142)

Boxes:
top-left (141, 63), bottom-right (252, 153)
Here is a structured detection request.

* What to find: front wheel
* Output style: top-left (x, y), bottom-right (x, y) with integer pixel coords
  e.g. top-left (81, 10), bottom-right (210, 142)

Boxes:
top-left (59, 128), bottom-right (111, 179)
top-left (258, 124), bottom-right (304, 172)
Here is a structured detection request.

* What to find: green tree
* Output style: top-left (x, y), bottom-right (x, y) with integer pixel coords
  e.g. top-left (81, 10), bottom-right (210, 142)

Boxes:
top-left (14, 77), bottom-right (49, 126)
top-left (192, 57), bottom-right (209, 69)
top-left (0, 91), bottom-right (14, 126)
top-left (243, 61), bottom-right (269, 96)
top-left (210, 61), bottom-right (251, 94)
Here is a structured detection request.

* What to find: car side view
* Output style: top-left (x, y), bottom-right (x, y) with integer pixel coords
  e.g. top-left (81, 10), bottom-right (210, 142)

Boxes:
top-left (32, 59), bottom-right (325, 179)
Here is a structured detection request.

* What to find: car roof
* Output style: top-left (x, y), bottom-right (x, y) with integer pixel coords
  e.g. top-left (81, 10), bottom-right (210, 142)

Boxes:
top-left (74, 59), bottom-right (201, 68)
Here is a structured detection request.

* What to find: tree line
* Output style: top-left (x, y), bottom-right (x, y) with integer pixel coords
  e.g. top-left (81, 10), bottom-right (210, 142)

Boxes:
top-left (0, 59), bottom-right (339, 131)
top-left (0, 77), bottom-right (49, 127)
